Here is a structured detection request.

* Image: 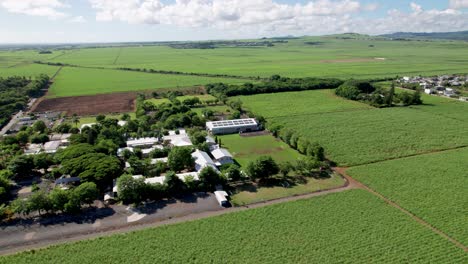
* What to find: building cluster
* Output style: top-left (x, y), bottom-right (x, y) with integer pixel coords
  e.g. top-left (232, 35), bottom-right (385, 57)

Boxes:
top-left (24, 133), bottom-right (71, 155)
top-left (400, 75), bottom-right (468, 101)
top-left (3, 111), bottom-right (62, 135)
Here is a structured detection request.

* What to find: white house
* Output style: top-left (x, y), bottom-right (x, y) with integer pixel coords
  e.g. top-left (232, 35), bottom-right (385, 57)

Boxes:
top-left (211, 148), bottom-right (234, 166)
top-left (192, 150), bottom-right (218, 172)
top-left (43, 140), bottom-right (62, 154)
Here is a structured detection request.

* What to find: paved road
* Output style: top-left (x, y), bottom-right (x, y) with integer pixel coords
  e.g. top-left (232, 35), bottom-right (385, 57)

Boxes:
top-left (0, 111), bottom-right (23, 136)
top-left (0, 193), bottom-right (222, 255)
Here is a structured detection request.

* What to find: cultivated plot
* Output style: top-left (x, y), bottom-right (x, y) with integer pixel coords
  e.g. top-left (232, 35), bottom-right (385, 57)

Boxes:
top-left (47, 67), bottom-right (249, 97)
top-left (237, 89), bottom-right (372, 118)
top-left (348, 147), bottom-right (468, 245)
top-left (2, 190), bottom-right (466, 263)
top-left (272, 107), bottom-right (468, 166)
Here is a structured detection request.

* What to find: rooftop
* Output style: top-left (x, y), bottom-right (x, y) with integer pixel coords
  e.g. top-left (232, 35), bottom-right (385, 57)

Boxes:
top-left (211, 148), bottom-right (233, 160)
top-left (206, 118), bottom-right (257, 129)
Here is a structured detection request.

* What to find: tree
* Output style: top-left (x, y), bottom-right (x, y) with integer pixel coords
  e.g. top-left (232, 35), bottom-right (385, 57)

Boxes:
top-left (28, 190), bottom-right (51, 215)
top-left (32, 120), bottom-right (47, 133)
top-left (295, 157), bottom-right (322, 177)
top-left (121, 113), bottom-right (131, 121)
top-left (33, 153), bottom-right (54, 171)
top-left (49, 188), bottom-right (70, 212)
top-left (164, 171), bottom-right (186, 194)
top-left (223, 164), bottom-right (242, 181)
top-left (31, 134), bottom-right (49, 144)
top-left (61, 153), bottom-right (122, 188)
top-left (189, 130), bottom-right (207, 145)
top-left (16, 131), bottom-right (30, 145)
top-left (0, 171), bottom-right (12, 203)
top-left (246, 156), bottom-right (279, 181)
top-left (198, 166), bottom-right (224, 191)
top-left (412, 90), bottom-right (423, 105)
top-left (96, 115), bottom-right (106, 123)
top-left (73, 182), bottom-right (99, 206)
top-left (95, 139), bottom-right (118, 155)
top-left (279, 162), bottom-right (292, 178)
top-left (8, 155), bottom-right (34, 177)
top-left (384, 82), bottom-right (395, 106)
top-left (167, 147), bottom-right (194, 172)
top-left (71, 114), bottom-right (80, 128)
top-left (55, 143), bottom-right (96, 163)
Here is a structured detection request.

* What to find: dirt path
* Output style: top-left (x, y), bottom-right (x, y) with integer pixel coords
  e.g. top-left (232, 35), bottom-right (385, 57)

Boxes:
top-left (335, 167), bottom-right (467, 252)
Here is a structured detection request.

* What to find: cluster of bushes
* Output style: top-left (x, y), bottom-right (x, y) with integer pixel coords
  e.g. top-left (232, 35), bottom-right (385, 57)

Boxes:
top-left (336, 80), bottom-right (422, 107)
top-left (206, 75), bottom-right (343, 97)
top-left (0, 75), bottom-right (49, 129)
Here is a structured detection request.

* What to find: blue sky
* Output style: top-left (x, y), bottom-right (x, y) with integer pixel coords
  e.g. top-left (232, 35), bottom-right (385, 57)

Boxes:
top-left (0, 0), bottom-right (467, 43)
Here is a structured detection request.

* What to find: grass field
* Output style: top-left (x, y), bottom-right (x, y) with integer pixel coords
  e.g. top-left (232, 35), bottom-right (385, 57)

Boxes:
top-left (348, 147), bottom-right (468, 245)
top-left (68, 113), bottom-right (136, 126)
top-left (219, 134), bottom-right (303, 167)
top-left (40, 37), bottom-right (468, 79)
top-left (231, 173), bottom-right (345, 205)
top-left (47, 67), bottom-right (249, 97)
top-left (2, 190), bottom-right (466, 263)
top-left (237, 89), bottom-right (372, 118)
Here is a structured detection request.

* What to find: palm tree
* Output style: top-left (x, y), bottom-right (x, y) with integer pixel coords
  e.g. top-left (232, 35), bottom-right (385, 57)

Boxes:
top-left (71, 113), bottom-right (80, 128)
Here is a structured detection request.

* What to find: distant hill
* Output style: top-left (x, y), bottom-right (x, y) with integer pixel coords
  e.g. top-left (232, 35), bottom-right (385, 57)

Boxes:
top-left (380, 31), bottom-right (468, 41)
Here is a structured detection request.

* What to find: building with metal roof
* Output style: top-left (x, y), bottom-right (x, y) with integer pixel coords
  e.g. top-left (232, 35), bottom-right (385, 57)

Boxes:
top-left (206, 118), bottom-right (259, 135)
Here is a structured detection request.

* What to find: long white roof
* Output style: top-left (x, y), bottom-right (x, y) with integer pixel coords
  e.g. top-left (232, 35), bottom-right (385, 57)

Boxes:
top-left (206, 118), bottom-right (257, 130)
top-left (211, 148), bottom-right (233, 160)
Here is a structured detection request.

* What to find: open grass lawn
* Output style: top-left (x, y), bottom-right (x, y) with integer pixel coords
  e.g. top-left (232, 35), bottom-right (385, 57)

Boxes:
top-left (236, 89), bottom-right (372, 118)
top-left (230, 173), bottom-right (345, 205)
top-left (42, 38), bottom-right (468, 79)
top-left (272, 107), bottom-right (468, 166)
top-left (47, 67), bottom-right (248, 97)
top-left (2, 190), bottom-right (466, 263)
top-left (348, 147), bottom-right (468, 245)
top-left (192, 105), bottom-right (232, 115)
top-left (219, 134), bottom-right (303, 167)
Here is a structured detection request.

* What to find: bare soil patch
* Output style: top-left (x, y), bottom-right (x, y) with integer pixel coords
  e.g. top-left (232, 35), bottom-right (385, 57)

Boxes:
top-left (240, 130), bottom-right (270, 137)
top-left (33, 92), bottom-right (137, 116)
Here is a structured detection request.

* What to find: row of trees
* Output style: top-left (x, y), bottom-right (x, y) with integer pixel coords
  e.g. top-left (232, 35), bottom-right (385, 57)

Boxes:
top-left (8, 182), bottom-right (99, 218)
top-left (206, 75), bottom-right (343, 97)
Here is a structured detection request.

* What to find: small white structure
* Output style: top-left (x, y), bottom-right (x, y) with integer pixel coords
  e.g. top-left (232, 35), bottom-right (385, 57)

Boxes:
top-left (24, 143), bottom-right (43, 155)
top-left (424, 88), bottom-right (434, 95)
top-left (118, 121), bottom-right (128, 127)
top-left (214, 191), bottom-right (229, 207)
top-left (163, 130), bottom-right (192, 147)
top-left (151, 157), bottom-right (168, 164)
top-left (126, 137), bottom-right (159, 148)
top-left (206, 136), bottom-right (216, 146)
top-left (141, 145), bottom-right (164, 157)
top-left (206, 118), bottom-right (259, 135)
top-left (44, 140), bottom-right (61, 154)
top-left (459, 97), bottom-right (468, 102)
top-left (211, 148), bottom-right (234, 166)
top-left (444, 88), bottom-right (455, 97)
top-left (55, 176), bottom-right (80, 190)
top-left (80, 123), bottom-right (96, 131)
top-left (192, 150), bottom-right (218, 172)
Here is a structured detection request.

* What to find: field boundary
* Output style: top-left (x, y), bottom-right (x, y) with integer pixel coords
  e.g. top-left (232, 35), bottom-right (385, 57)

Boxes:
top-left (335, 167), bottom-right (467, 252)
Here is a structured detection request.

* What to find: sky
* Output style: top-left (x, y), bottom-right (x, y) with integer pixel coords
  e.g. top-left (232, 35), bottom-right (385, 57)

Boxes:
top-left (0, 0), bottom-right (467, 43)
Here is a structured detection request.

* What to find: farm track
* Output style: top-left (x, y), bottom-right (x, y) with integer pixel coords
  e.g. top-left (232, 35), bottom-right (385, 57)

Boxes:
top-left (112, 48), bottom-right (122, 65)
top-left (334, 167), bottom-right (467, 252)
top-left (28, 66), bottom-right (63, 113)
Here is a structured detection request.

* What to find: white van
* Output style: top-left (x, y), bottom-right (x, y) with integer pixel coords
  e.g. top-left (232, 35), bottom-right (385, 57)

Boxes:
top-left (214, 191), bottom-right (229, 207)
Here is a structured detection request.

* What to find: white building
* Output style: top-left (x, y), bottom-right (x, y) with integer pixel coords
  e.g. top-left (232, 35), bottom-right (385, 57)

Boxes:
top-left (126, 137), bottom-right (159, 148)
top-left (151, 157), bottom-right (168, 164)
top-left (211, 148), bottom-right (234, 166)
top-left (24, 143), bottom-right (43, 155)
top-left (163, 130), bottom-right (192, 147)
top-left (192, 150), bottom-right (218, 172)
top-left (206, 118), bottom-right (259, 135)
top-left (43, 140), bottom-right (62, 154)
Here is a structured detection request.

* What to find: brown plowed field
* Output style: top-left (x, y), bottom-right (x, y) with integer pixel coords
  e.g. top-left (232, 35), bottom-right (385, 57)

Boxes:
top-left (33, 92), bottom-right (136, 116)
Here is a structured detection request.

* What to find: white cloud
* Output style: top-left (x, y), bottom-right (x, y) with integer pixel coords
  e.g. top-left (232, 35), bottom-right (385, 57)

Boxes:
top-left (69, 16), bottom-right (87, 23)
top-left (86, 1), bottom-right (468, 35)
top-left (0, 0), bottom-right (69, 19)
top-left (449, 0), bottom-right (468, 9)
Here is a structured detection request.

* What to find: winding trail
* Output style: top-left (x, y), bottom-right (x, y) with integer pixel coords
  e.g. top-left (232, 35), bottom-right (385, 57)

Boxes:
top-left (334, 167), bottom-right (467, 252)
